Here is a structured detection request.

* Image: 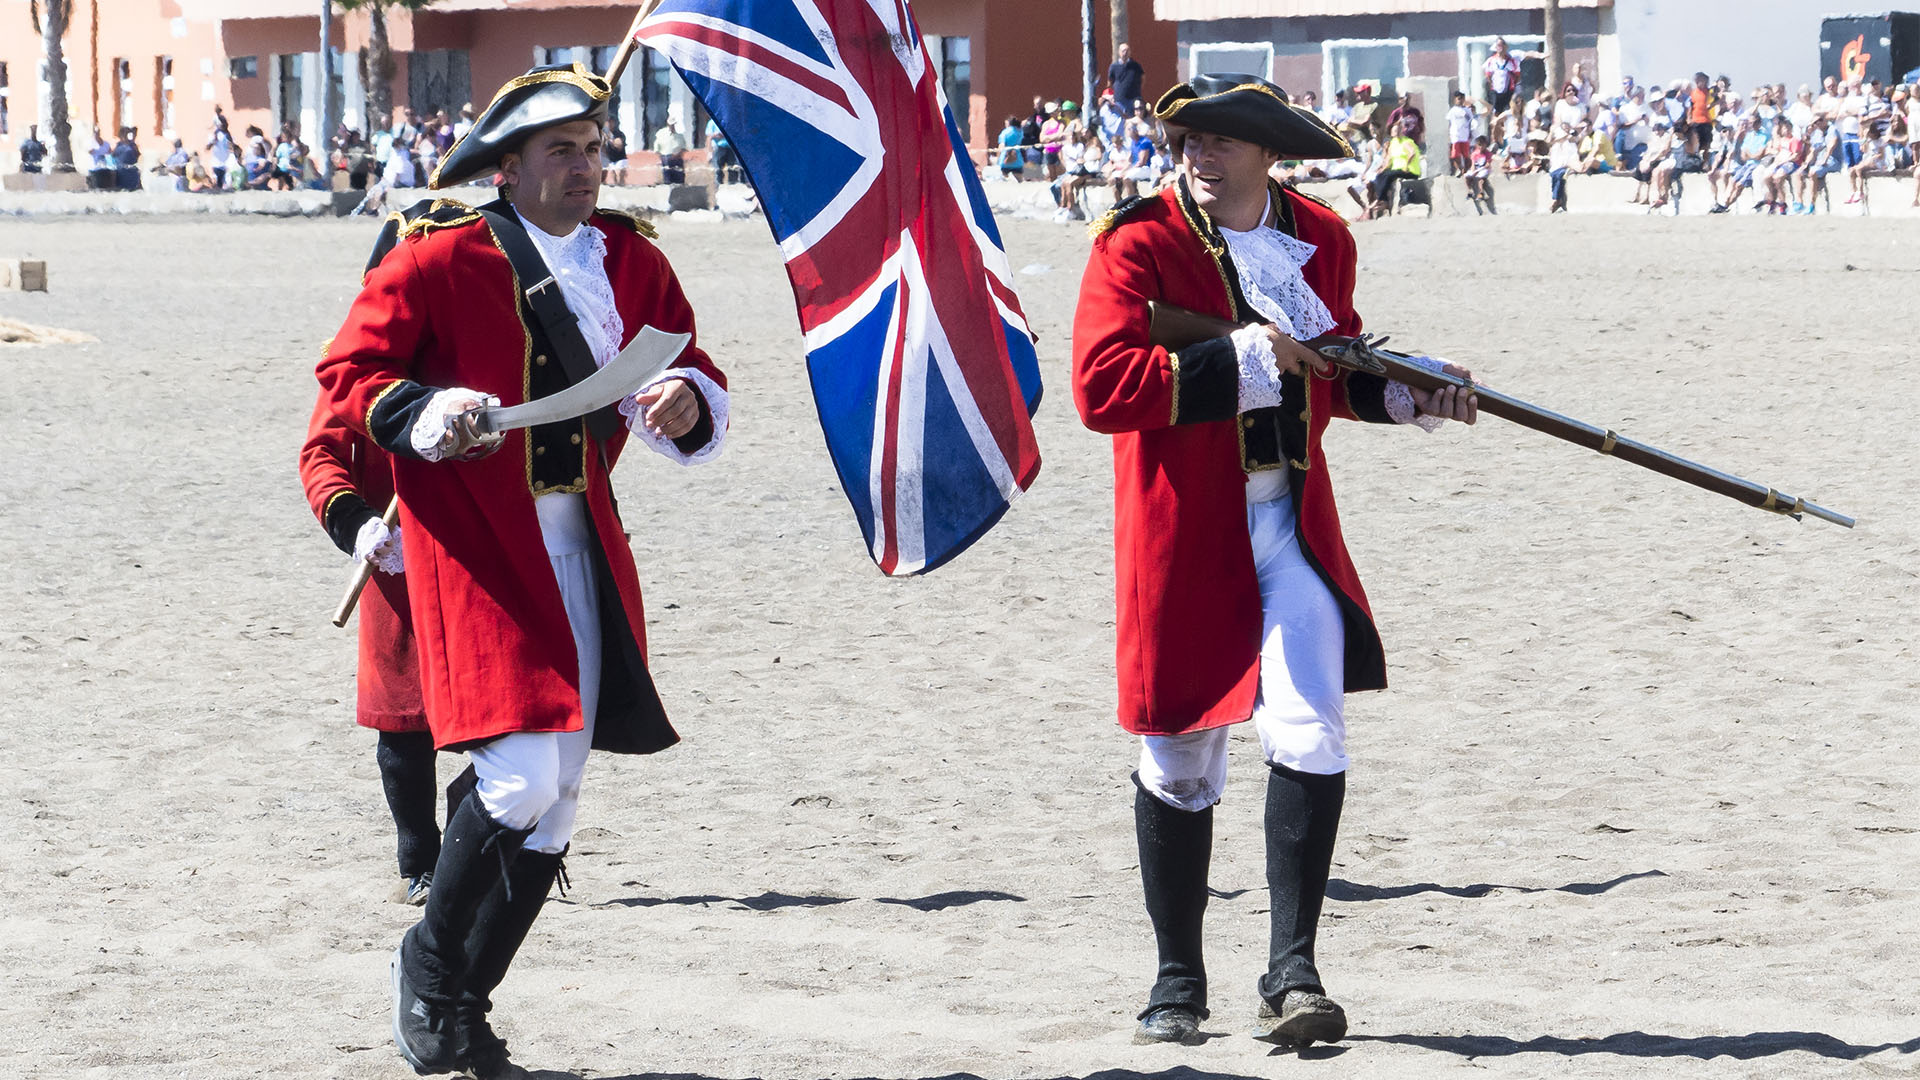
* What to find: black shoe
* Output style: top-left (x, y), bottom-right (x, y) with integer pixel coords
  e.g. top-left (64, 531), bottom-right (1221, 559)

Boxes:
top-left (1133, 1004), bottom-right (1204, 1045)
top-left (394, 872), bottom-right (433, 906)
top-left (460, 1016), bottom-right (532, 1080)
top-left (1255, 989), bottom-right (1348, 1047)
top-left (391, 947), bottom-right (461, 1074)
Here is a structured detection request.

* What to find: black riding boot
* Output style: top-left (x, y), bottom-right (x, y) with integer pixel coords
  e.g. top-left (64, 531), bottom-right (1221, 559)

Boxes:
top-left (393, 786), bottom-right (531, 1074)
top-left (1134, 774), bottom-right (1214, 1030)
top-left (376, 731), bottom-right (442, 882)
top-left (1255, 763), bottom-right (1347, 1045)
top-left (455, 847), bottom-right (566, 1080)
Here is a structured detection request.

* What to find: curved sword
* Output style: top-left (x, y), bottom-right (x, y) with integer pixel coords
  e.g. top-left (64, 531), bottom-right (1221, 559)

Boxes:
top-left (471, 325), bottom-right (691, 433)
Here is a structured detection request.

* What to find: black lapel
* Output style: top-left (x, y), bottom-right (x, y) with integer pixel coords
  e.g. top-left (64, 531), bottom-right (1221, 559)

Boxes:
top-left (475, 200), bottom-right (622, 441)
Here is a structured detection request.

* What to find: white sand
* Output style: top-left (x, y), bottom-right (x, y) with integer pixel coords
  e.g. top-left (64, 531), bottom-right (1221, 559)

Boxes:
top-left (0, 211), bottom-right (1913, 1079)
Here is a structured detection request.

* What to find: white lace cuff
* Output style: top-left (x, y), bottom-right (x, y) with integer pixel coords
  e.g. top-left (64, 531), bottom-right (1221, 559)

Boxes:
top-left (1385, 355), bottom-right (1448, 433)
top-left (618, 367), bottom-right (729, 466)
top-left (409, 387), bottom-right (493, 461)
top-left (1231, 324), bottom-right (1287, 413)
top-left (353, 517), bottom-right (405, 575)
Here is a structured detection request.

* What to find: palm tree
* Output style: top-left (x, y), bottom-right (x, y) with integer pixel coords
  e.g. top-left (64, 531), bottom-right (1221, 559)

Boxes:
top-left (1544, 0), bottom-right (1565, 97)
top-left (28, 0), bottom-right (75, 170)
top-left (1110, 0), bottom-right (1127, 71)
top-left (334, 0), bottom-right (441, 136)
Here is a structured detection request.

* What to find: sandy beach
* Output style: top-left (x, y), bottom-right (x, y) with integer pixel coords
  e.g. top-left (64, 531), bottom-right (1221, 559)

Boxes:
top-left (0, 208), bottom-right (1914, 1080)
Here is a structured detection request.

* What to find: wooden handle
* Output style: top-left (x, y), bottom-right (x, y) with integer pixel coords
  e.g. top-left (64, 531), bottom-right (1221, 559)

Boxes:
top-left (602, 0), bottom-right (667, 87)
top-left (331, 495), bottom-right (400, 628)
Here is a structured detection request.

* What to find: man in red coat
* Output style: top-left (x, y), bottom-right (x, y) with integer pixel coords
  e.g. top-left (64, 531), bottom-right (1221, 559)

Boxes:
top-left (298, 395), bottom-right (440, 906)
top-left (315, 63), bottom-right (729, 1079)
top-left (1072, 74), bottom-right (1477, 1048)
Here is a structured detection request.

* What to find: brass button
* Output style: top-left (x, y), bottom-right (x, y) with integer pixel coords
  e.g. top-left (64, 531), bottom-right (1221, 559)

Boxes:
top-left (535, 354), bottom-right (549, 366)
top-left (574, 476), bottom-right (585, 487)
top-left (535, 445), bottom-right (546, 456)
top-left (569, 433), bottom-right (582, 445)
top-left (1299, 409), bottom-right (1310, 421)
top-left (533, 481), bottom-right (546, 492)
top-left (1243, 417), bottom-right (1256, 429)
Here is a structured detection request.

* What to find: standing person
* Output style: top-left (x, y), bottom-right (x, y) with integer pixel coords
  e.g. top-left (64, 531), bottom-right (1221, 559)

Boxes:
top-left (996, 115), bottom-right (1027, 180)
top-left (1072, 72), bottom-right (1476, 1050)
top-left (299, 380), bottom-right (441, 908)
top-left (19, 125), bottom-right (48, 173)
top-left (1686, 72), bottom-right (1716, 159)
top-left (1108, 42), bottom-right (1147, 110)
top-left (1483, 38), bottom-right (1523, 113)
top-left (1446, 91), bottom-right (1478, 174)
top-left (1615, 86), bottom-right (1651, 171)
top-left (652, 117), bottom-right (689, 184)
top-left (315, 63), bottom-right (731, 1078)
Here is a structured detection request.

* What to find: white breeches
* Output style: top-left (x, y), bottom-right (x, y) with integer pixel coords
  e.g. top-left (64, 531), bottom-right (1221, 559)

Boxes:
top-left (1138, 496), bottom-right (1348, 812)
top-left (469, 494), bottom-right (602, 854)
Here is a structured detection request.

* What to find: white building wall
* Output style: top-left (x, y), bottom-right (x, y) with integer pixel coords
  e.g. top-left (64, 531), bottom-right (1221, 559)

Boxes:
top-left (1606, 0), bottom-right (1845, 92)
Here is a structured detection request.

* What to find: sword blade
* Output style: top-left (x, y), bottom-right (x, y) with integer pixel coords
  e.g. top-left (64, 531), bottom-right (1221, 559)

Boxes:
top-left (474, 326), bottom-right (691, 433)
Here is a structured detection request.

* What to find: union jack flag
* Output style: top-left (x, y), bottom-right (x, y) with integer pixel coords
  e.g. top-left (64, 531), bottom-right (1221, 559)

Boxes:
top-left (636, 0), bottom-right (1043, 575)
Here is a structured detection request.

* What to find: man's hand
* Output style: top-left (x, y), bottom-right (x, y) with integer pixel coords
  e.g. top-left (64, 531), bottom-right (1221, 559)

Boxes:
top-left (634, 378), bottom-right (701, 440)
top-left (437, 392), bottom-right (505, 460)
top-left (1411, 363), bottom-right (1479, 424)
top-left (1261, 325), bottom-right (1331, 378)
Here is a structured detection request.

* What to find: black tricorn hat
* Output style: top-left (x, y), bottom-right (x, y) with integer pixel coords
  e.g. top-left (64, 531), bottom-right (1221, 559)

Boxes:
top-left (430, 62), bottom-right (612, 189)
top-left (1154, 73), bottom-right (1352, 160)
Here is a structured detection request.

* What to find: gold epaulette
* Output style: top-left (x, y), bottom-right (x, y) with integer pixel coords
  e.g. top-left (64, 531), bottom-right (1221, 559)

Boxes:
top-left (399, 198), bottom-right (483, 240)
top-left (1087, 195), bottom-right (1153, 239)
top-left (1290, 188), bottom-right (1338, 214)
top-left (593, 206), bottom-right (659, 239)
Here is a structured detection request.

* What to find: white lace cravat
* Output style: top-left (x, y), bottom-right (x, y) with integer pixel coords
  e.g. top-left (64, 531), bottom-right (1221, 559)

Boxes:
top-left (515, 210), bottom-right (624, 368)
top-left (1218, 199), bottom-right (1337, 341)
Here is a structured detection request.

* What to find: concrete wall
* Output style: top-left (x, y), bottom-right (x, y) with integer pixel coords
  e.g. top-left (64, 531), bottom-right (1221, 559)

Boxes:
top-left (1605, 0), bottom-right (1857, 94)
top-left (1181, 8), bottom-right (1599, 104)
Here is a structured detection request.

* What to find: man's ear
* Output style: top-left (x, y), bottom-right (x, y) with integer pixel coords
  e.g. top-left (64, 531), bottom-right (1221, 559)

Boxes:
top-left (498, 152), bottom-right (521, 188)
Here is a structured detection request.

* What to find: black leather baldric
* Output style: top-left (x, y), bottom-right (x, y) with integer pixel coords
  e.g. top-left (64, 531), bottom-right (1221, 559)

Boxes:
top-left (475, 201), bottom-right (624, 442)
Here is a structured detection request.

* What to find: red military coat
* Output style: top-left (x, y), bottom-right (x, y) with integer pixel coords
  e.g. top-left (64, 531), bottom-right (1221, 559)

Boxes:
top-left (298, 395), bottom-right (428, 733)
top-left (1073, 181), bottom-right (1397, 736)
top-left (315, 205), bottom-right (726, 750)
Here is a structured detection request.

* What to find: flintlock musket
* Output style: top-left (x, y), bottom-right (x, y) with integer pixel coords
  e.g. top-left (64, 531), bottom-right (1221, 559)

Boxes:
top-left (1147, 301), bottom-right (1855, 529)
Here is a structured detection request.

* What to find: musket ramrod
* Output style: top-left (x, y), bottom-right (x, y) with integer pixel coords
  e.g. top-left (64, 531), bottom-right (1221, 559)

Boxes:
top-left (1147, 302), bottom-right (1855, 528)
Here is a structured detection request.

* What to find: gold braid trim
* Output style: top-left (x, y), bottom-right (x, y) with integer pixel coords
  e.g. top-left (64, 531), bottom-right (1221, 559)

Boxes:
top-left (401, 199), bottom-right (481, 241)
top-left (594, 206), bottom-right (659, 239)
top-left (320, 489), bottom-right (358, 527)
top-left (1166, 351), bottom-right (1182, 426)
top-left (495, 63), bottom-right (611, 103)
top-left (364, 380), bottom-right (404, 438)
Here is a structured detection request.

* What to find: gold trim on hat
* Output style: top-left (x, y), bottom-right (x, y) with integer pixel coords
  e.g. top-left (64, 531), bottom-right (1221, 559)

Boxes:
top-left (429, 63), bottom-right (611, 189)
top-left (1156, 81), bottom-right (1353, 158)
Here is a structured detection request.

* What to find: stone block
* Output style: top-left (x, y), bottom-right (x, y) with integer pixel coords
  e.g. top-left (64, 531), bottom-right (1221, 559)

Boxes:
top-left (666, 184), bottom-right (712, 212)
top-left (0, 259), bottom-right (50, 291)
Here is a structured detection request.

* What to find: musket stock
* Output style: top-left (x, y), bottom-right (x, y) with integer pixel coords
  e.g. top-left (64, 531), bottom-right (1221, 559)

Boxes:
top-left (1145, 301), bottom-right (1855, 528)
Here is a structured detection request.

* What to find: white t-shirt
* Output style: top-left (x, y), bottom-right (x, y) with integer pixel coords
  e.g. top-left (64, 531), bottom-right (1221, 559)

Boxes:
top-left (1447, 104), bottom-right (1476, 143)
top-left (1553, 99), bottom-right (1587, 131)
top-left (1619, 101), bottom-right (1649, 146)
top-left (1785, 100), bottom-right (1814, 134)
top-left (1837, 94), bottom-right (1862, 136)
top-left (1484, 55), bottom-right (1522, 94)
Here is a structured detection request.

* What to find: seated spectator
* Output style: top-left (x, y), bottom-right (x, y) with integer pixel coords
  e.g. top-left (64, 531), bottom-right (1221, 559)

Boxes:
top-left (162, 138), bottom-right (191, 191)
top-left (19, 126), bottom-right (49, 173)
top-left (652, 118), bottom-right (689, 184)
top-left (995, 116), bottom-right (1025, 180)
top-left (1053, 123), bottom-right (1101, 222)
top-left (1632, 116), bottom-right (1676, 205)
top-left (1546, 123), bottom-right (1579, 212)
top-left (1367, 118), bottom-right (1425, 218)
top-left (185, 152), bottom-right (217, 193)
top-left (1761, 116), bottom-right (1805, 213)
top-left (86, 127), bottom-right (116, 190)
top-left (1344, 121), bottom-right (1384, 215)
top-left (1525, 126), bottom-right (1551, 173)
top-left (1615, 87), bottom-right (1652, 171)
top-left (1712, 115), bottom-right (1771, 212)
top-left (1798, 114), bottom-right (1840, 211)
top-left (112, 128), bottom-right (143, 191)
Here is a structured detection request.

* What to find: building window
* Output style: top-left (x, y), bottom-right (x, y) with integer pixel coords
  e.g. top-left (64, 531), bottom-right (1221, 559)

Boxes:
top-left (156, 56), bottom-right (175, 135)
top-left (1458, 35), bottom-right (1546, 106)
top-left (0, 62), bottom-right (9, 136)
top-left (1189, 41), bottom-right (1274, 81)
top-left (230, 56), bottom-right (259, 80)
top-left (922, 35), bottom-right (971, 142)
top-left (638, 47), bottom-right (673, 148)
top-left (1321, 38), bottom-right (1409, 109)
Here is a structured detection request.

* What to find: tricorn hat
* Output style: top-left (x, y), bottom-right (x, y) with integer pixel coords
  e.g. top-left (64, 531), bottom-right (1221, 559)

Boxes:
top-left (430, 62), bottom-right (612, 189)
top-left (1154, 73), bottom-right (1352, 159)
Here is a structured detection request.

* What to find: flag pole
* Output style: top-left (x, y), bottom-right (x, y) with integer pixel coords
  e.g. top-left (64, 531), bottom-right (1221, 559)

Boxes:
top-left (603, 0), bottom-right (668, 84)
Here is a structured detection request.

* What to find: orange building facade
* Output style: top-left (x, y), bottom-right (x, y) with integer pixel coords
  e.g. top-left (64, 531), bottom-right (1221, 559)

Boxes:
top-left (0, 0), bottom-right (1173, 171)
